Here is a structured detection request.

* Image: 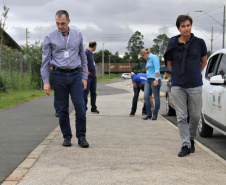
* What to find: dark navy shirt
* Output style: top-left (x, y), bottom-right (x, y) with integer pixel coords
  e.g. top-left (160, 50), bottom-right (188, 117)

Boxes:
top-left (166, 34), bottom-right (207, 88)
top-left (132, 73), bottom-right (147, 86)
top-left (85, 49), bottom-right (96, 78)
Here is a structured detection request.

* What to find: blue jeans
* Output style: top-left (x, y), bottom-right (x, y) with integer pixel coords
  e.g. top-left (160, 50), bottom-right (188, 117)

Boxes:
top-left (144, 78), bottom-right (161, 116)
top-left (51, 69), bottom-right (86, 139)
top-left (83, 76), bottom-right (97, 111)
top-left (54, 93), bottom-right (59, 113)
top-left (131, 87), bottom-right (146, 113)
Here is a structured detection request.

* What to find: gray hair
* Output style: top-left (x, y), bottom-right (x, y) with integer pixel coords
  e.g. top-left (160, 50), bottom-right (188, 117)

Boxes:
top-left (56, 10), bottom-right (69, 20)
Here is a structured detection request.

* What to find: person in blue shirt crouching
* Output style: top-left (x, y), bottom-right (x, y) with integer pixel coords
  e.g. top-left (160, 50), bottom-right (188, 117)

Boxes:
top-left (130, 72), bottom-right (154, 117)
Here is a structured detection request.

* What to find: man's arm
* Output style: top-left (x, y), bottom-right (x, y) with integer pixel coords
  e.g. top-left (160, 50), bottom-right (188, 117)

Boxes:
top-left (201, 55), bottom-right (207, 72)
top-left (41, 36), bottom-right (51, 95)
top-left (167, 61), bottom-right (172, 72)
top-left (79, 33), bottom-right (88, 81)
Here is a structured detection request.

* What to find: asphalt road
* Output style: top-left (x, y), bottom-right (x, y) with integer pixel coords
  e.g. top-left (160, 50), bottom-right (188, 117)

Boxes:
top-left (159, 81), bottom-right (226, 160)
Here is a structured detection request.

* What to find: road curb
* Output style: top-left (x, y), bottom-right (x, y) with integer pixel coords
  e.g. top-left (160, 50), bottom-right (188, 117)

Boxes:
top-left (2, 126), bottom-right (61, 185)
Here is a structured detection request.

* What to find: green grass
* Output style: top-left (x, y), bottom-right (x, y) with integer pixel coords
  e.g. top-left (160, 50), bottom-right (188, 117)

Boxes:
top-left (97, 73), bottom-right (122, 83)
top-left (0, 73), bottom-right (122, 110)
top-left (0, 89), bottom-right (54, 110)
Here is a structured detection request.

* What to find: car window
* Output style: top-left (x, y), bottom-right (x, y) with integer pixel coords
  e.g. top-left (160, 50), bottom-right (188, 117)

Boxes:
top-left (205, 54), bottom-right (221, 80)
top-left (217, 54), bottom-right (226, 79)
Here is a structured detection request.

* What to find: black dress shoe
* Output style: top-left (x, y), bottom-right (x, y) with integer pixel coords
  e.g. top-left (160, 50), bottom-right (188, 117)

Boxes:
top-left (142, 115), bottom-right (152, 120)
top-left (190, 139), bottom-right (195, 153)
top-left (178, 146), bottom-right (191, 157)
top-left (78, 138), bottom-right (89, 148)
top-left (91, 109), bottom-right (99, 114)
top-left (152, 115), bottom-right (158, 120)
top-left (55, 111), bottom-right (59, 117)
top-left (63, 138), bottom-right (71, 147)
top-left (129, 112), bottom-right (135, 116)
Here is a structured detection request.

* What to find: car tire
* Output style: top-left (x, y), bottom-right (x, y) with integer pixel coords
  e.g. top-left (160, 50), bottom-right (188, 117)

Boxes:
top-left (198, 114), bottom-right (213, 137)
top-left (166, 94), bottom-right (176, 116)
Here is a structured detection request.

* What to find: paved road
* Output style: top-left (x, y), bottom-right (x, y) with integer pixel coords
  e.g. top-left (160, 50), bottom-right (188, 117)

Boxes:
top-left (159, 81), bottom-right (226, 160)
top-left (0, 80), bottom-right (127, 184)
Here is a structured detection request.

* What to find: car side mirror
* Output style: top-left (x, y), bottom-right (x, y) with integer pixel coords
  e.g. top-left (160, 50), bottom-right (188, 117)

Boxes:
top-left (210, 75), bottom-right (226, 85)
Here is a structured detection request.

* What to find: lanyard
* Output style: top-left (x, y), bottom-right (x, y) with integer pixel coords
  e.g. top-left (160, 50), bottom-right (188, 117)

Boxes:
top-left (58, 30), bottom-right (70, 51)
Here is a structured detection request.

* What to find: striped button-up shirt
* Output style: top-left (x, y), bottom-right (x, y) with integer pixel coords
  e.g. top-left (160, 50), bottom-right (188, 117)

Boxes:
top-left (41, 28), bottom-right (88, 84)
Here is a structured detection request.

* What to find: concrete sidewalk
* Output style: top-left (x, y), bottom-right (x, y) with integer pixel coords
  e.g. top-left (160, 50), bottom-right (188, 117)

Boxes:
top-left (3, 81), bottom-right (226, 185)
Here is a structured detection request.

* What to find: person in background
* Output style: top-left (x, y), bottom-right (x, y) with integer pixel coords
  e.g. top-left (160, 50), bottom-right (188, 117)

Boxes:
top-left (129, 72), bottom-right (154, 116)
top-left (41, 10), bottom-right (89, 148)
top-left (164, 15), bottom-right (207, 157)
top-left (140, 48), bottom-right (161, 120)
top-left (84, 41), bottom-right (99, 114)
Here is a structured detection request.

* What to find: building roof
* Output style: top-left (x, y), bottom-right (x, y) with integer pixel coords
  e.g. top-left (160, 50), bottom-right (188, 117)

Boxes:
top-left (0, 27), bottom-right (22, 51)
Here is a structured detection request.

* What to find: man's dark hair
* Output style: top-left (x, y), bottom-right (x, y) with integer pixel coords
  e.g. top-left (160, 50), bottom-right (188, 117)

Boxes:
top-left (89, 41), bottom-right (97, 48)
top-left (140, 83), bottom-right (145, 91)
top-left (176, 15), bottom-right (193, 28)
top-left (56, 10), bottom-right (69, 20)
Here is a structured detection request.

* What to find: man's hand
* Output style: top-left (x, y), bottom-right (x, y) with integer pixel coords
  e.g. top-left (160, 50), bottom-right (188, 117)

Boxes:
top-left (43, 83), bottom-right (51, 96)
top-left (82, 79), bottom-right (87, 90)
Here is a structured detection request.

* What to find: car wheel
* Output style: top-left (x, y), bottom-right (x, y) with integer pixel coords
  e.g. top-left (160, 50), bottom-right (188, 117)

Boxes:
top-left (166, 94), bottom-right (176, 116)
top-left (198, 114), bottom-right (213, 137)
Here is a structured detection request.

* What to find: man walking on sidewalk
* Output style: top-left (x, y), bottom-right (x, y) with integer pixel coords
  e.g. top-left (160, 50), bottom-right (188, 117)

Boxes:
top-left (164, 15), bottom-right (207, 157)
top-left (41, 10), bottom-right (89, 148)
top-left (84, 41), bottom-right (99, 114)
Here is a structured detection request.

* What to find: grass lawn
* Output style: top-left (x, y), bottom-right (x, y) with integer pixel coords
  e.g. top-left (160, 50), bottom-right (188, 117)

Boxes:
top-left (0, 90), bottom-right (54, 110)
top-left (0, 74), bottom-right (122, 110)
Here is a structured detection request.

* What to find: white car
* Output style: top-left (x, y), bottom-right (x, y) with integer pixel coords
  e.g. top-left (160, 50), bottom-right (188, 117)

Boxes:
top-left (199, 49), bottom-right (226, 137)
top-left (121, 73), bottom-right (131, 79)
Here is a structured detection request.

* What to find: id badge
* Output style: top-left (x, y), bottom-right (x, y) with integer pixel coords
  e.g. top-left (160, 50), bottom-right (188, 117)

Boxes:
top-left (64, 51), bottom-right (69, 58)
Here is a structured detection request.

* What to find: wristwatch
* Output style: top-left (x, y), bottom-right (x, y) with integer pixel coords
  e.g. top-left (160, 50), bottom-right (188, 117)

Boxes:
top-left (155, 78), bottom-right (158, 81)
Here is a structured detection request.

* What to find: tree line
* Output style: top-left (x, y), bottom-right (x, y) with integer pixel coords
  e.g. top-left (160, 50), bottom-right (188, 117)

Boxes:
top-left (0, 5), bottom-right (172, 93)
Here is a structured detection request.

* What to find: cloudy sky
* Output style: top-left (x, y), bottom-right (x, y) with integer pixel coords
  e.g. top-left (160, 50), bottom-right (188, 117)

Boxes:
top-left (1, 0), bottom-right (225, 55)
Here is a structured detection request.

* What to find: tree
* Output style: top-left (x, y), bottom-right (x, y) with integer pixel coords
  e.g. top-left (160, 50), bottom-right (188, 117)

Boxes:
top-left (150, 34), bottom-right (169, 60)
top-left (126, 31), bottom-right (144, 63)
top-left (0, 5), bottom-right (10, 71)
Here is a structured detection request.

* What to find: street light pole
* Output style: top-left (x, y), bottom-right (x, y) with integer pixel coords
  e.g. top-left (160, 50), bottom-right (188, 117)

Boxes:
top-left (109, 55), bottom-right (110, 79)
top-left (195, 6), bottom-right (225, 48)
top-left (223, 5), bottom-right (225, 48)
top-left (102, 43), bottom-right (104, 78)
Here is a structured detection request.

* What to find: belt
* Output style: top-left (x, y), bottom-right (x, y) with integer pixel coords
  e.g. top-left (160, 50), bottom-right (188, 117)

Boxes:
top-left (53, 67), bottom-right (80, 73)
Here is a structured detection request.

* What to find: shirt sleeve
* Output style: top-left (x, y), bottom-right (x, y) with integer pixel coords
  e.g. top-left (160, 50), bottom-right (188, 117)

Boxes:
top-left (153, 55), bottom-right (160, 74)
top-left (40, 35), bottom-right (51, 84)
top-left (79, 33), bottom-right (88, 80)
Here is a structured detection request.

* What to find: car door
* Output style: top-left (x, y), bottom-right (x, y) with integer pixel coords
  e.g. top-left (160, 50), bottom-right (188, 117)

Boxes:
top-left (202, 53), bottom-right (221, 124)
top-left (211, 54), bottom-right (226, 129)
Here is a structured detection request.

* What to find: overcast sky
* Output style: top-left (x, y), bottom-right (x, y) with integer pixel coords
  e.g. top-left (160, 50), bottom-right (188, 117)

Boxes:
top-left (1, 0), bottom-right (225, 55)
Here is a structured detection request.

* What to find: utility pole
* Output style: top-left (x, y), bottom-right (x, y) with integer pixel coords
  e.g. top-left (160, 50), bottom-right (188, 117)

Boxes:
top-left (102, 43), bottom-right (104, 78)
top-left (223, 5), bottom-right (225, 48)
top-left (109, 55), bottom-right (110, 79)
top-left (26, 28), bottom-right (30, 46)
top-left (211, 26), bottom-right (213, 53)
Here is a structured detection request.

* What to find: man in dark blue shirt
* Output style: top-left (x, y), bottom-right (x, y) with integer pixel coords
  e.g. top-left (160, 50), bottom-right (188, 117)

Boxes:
top-left (164, 15), bottom-right (207, 157)
top-left (129, 72), bottom-right (154, 116)
top-left (84, 41), bottom-right (99, 113)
